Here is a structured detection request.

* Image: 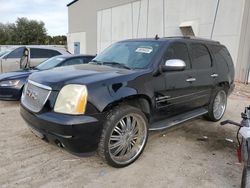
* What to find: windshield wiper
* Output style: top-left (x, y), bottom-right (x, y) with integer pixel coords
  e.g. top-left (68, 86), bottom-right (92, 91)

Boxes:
top-left (102, 61), bottom-right (131, 70)
top-left (90, 60), bottom-right (103, 65)
top-left (91, 60), bottom-right (131, 70)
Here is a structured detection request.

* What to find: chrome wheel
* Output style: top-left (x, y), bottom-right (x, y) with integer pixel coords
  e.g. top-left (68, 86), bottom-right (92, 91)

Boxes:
top-left (108, 113), bottom-right (147, 165)
top-left (213, 90), bottom-right (227, 120)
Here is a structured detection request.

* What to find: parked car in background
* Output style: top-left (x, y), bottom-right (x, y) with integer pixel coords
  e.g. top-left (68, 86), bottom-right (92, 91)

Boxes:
top-left (0, 46), bottom-right (70, 73)
top-left (0, 54), bottom-right (95, 101)
top-left (20, 37), bottom-right (235, 167)
top-left (0, 47), bottom-right (17, 58)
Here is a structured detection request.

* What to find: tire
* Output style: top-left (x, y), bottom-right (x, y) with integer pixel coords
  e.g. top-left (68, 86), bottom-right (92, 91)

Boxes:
top-left (241, 167), bottom-right (250, 188)
top-left (205, 88), bottom-right (227, 122)
top-left (98, 105), bottom-right (148, 168)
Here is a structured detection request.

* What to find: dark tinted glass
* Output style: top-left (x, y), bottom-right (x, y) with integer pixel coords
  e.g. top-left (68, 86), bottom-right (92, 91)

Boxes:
top-left (61, 58), bottom-right (84, 66)
top-left (30, 48), bottom-right (61, 58)
top-left (190, 44), bottom-right (212, 69)
top-left (84, 57), bottom-right (94, 63)
top-left (165, 43), bottom-right (190, 69)
top-left (7, 47), bottom-right (25, 58)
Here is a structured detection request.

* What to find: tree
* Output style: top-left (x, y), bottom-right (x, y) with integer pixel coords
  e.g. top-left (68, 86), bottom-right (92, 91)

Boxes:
top-left (14, 17), bottom-right (47, 45)
top-left (0, 17), bottom-right (60, 45)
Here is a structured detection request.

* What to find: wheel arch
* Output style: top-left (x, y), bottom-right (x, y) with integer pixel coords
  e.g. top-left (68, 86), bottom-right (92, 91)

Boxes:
top-left (102, 94), bottom-right (152, 120)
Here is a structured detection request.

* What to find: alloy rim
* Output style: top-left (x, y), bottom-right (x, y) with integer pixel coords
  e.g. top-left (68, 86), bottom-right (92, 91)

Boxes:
top-left (108, 113), bottom-right (147, 165)
top-left (213, 90), bottom-right (227, 120)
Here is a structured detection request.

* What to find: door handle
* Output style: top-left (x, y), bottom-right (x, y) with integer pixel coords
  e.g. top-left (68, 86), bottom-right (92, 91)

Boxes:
top-left (211, 73), bottom-right (218, 78)
top-left (186, 78), bottom-right (196, 82)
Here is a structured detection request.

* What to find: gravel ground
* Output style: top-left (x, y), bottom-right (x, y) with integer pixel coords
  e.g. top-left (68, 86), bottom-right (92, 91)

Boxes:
top-left (0, 85), bottom-right (250, 188)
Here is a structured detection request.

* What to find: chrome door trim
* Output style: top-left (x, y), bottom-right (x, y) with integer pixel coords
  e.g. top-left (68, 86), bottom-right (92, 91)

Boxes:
top-left (211, 73), bottom-right (219, 78)
top-left (186, 78), bottom-right (196, 82)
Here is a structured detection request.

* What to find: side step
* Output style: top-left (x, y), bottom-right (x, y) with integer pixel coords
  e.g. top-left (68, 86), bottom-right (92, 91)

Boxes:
top-left (149, 108), bottom-right (208, 131)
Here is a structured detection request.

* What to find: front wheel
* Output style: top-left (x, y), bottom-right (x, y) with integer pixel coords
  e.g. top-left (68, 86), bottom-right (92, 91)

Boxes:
top-left (205, 88), bottom-right (227, 122)
top-left (98, 105), bottom-right (148, 168)
top-left (241, 167), bottom-right (250, 188)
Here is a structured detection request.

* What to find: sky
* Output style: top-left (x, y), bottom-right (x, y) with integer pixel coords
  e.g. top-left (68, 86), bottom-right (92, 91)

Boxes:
top-left (0, 0), bottom-right (71, 36)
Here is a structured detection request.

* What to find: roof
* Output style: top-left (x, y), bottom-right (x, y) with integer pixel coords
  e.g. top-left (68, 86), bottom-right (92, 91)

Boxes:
top-left (67, 0), bottom-right (78, 7)
top-left (121, 36), bottom-right (220, 45)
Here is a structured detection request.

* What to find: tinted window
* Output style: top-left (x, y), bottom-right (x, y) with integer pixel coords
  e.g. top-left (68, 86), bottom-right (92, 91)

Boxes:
top-left (165, 43), bottom-right (190, 69)
top-left (30, 48), bottom-right (61, 58)
top-left (190, 44), bottom-right (212, 69)
top-left (61, 58), bottom-right (84, 66)
top-left (84, 57), bottom-right (94, 63)
top-left (210, 45), bottom-right (233, 71)
top-left (7, 47), bottom-right (25, 58)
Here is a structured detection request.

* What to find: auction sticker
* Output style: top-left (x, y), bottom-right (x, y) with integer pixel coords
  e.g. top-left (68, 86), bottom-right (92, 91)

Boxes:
top-left (135, 47), bottom-right (153, 54)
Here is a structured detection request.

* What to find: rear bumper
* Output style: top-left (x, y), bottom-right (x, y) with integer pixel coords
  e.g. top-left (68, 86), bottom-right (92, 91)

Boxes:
top-left (20, 105), bottom-right (105, 153)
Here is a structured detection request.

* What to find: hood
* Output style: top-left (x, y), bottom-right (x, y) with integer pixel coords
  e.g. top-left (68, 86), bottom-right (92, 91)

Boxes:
top-left (29, 64), bottom-right (145, 90)
top-left (0, 69), bottom-right (37, 81)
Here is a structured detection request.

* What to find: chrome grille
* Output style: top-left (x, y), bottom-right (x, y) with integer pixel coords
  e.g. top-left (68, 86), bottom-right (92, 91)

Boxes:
top-left (21, 80), bottom-right (52, 113)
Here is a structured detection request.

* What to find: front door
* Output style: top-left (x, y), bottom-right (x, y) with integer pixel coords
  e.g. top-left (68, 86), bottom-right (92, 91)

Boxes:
top-left (2, 47), bottom-right (25, 72)
top-left (153, 42), bottom-right (196, 121)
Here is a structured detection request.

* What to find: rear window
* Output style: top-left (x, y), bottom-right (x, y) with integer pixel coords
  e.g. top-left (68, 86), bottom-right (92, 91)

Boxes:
top-left (30, 48), bottom-right (61, 59)
top-left (190, 43), bottom-right (212, 69)
top-left (61, 58), bottom-right (84, 66)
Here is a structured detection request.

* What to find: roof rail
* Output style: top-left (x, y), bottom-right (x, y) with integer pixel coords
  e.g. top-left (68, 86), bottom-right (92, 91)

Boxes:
top-left (163, 36), bottom-right (220, 44)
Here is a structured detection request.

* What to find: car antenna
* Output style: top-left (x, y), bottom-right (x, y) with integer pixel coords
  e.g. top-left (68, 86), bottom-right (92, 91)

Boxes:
top-left (155, 34), bottom-right (160, 40)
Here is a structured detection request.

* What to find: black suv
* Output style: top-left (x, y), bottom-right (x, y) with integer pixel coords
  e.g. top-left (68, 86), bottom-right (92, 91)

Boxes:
top-left (20, 37), bottom-right (235, 168)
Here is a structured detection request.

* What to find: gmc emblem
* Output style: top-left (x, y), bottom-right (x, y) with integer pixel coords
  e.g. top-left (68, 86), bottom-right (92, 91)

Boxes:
top-left (26, 89), bottom-right (38, 100)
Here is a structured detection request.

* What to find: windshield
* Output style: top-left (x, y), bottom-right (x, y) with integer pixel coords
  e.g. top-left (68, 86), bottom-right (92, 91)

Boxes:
top-left (93, 41), bottom-right (161, 69)
top-left (0, 49), bottom-right (11, 57)
top-left (36, 56), bottom-right (65, 70)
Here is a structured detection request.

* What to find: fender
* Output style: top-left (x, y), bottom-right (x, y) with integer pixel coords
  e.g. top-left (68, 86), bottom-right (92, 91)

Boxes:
top-left (86, 72), bottom-right (157, 113)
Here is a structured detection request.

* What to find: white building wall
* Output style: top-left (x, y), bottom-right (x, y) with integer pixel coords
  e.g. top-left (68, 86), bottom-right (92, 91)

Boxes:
top-left (67, 32), bottom-right (87, 54)
top-left (96, 0), bottom-right (245, 64)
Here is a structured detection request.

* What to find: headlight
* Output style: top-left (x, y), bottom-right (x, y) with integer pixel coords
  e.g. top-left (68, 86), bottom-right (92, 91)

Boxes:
top-left (0, 80), bottom-right (20, 87)
top-left (54, 84), bottom-right (88, 115)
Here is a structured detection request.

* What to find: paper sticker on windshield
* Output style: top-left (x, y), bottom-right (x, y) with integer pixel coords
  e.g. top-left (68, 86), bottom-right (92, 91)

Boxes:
top-left (135, 47), bottom-right (153, 54)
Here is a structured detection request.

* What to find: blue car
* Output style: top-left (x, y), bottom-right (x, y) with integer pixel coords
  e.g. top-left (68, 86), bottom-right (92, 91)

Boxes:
top-left (0, 54), bottom-right (95, 101)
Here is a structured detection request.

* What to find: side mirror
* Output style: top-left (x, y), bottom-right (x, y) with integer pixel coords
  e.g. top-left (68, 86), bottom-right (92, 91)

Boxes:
top-left (160, 59), bottom-right (186, 72)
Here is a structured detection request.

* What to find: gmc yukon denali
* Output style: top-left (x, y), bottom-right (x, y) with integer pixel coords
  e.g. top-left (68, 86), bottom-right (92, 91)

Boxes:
top-left (20, 37), bottom-right (235, 168)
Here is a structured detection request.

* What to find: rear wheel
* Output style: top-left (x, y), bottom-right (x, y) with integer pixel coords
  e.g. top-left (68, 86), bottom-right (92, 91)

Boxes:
top-left (98, 105), bottom-right (148, 168)
top-left (205, 88), bottom-right (227, 122)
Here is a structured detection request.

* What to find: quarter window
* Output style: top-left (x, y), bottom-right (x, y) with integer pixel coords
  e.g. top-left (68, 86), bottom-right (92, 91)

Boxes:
top-left (165, 43), bottom-right (190, 69)
top-left (190, 44), bottom-right (212, 69)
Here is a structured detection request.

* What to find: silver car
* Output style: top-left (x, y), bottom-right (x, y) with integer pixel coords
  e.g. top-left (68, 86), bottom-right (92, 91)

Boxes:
top-left (0, 46), bottom-right (70, 73)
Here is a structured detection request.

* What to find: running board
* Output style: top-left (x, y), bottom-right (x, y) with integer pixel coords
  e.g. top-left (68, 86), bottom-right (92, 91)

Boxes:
top-left (149, 108), bottom-right (208, 131)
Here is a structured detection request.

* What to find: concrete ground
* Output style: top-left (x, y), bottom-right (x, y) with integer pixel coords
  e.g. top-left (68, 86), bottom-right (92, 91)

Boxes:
top-left (0, 84), bottom-right (250, 188)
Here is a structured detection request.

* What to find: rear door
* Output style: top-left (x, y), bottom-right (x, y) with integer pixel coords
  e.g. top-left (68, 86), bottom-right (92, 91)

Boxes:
top-left (188, 42), bottom-right (216, 109)
top-left (2, 47), bottom-right (25, 72)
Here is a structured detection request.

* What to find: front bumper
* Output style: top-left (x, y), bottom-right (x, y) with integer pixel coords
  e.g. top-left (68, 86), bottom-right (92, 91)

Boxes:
top-left (20, 105), bottom-right (105, 153)
top-left (0, 86), bottom-right (23, 101)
